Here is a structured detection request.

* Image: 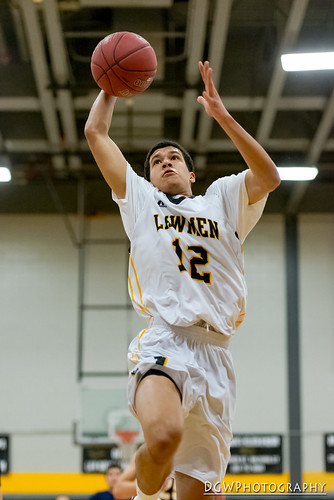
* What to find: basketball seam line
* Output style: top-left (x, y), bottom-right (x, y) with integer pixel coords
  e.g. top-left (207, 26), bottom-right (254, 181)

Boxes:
top-left (100, 43), bottom-right (115, 95)
top-left (113, 46), bottom-right (155, 71)
top-left (112, 32), bottom-right (153, 70)
top-left (108, 66), bottom-right (140, 94)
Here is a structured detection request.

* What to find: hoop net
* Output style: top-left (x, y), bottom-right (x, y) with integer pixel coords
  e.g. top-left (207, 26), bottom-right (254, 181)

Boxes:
top-left (108, 409), bottom-right (143, 466)
top-left (115, 429), bottom-right (139, 443)
top-left (115, 429), bottom-right (140, 465)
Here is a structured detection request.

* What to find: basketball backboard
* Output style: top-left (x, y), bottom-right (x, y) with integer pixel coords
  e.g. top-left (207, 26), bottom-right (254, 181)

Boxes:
top-left (75, 383), bottom-right (143, 467)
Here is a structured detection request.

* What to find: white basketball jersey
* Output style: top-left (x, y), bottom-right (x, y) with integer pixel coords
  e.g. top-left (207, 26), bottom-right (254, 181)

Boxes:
top-left (113, 163), bottom-right (266, 336)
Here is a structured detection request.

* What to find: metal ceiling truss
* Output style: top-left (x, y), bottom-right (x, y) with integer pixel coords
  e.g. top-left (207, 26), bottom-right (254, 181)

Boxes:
top-left (0, 0), bottom-right (333, 214)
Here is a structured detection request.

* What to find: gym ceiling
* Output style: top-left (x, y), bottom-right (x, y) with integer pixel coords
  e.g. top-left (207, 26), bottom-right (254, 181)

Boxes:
top-left (0, 0), bottom-right (333, 214)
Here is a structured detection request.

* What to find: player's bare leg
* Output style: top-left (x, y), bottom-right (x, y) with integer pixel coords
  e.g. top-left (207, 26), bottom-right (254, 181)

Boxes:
top-left (175, 472), bottom-right (225, 500)
top-left (134, 373), bottom-right (184, 495)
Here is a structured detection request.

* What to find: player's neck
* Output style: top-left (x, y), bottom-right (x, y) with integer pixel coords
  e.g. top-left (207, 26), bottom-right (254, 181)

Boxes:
top-left (164, 187), bottom-right (193, 197)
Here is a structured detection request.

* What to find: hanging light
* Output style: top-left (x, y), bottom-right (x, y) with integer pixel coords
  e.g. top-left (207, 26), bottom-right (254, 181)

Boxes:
top-left (277, 166), bottom-right (318, 181)
top-left (0, 166), bottom-right (11, 182)
top-left (281, 52), bottom-right (334, 71)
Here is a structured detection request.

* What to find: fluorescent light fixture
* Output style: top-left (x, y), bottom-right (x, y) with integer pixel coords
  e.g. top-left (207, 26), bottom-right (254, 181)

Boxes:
top-left (80, 0), bottom-right (172, 6)
top-left (0, 166), bottom-right (11, 182)
top-left (277, 166), bottom-right (318, 181)
top-left (281, 52), bottom-right (334, 71)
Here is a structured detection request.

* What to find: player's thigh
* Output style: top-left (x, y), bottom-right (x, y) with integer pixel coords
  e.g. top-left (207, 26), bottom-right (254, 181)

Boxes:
top-left (135, 373), bottom-right (183, 440)
top-left (175, 471), bottom-right (225, 500)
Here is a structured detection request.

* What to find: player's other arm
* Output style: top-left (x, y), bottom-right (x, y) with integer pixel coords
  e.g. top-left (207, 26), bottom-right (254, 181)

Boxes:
top-left (84, 90), bottom-right (127, 199)
top-left (113, 455), bottom-right (137, 499)
top-left (197, 61), bottom-right (280, 204)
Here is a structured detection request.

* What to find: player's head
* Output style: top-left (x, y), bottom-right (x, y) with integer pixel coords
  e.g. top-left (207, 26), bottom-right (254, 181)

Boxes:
top-left (144, 140), bottom-right (194, 181)
top-left (105, 462), bottom-right (122, 491)
top-left (144, 140), bottom-right (195, 196)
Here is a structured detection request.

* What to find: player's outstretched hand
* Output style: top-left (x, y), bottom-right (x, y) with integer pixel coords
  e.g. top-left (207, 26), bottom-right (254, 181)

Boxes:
top-left (197, 61), bottom-right (228, 121)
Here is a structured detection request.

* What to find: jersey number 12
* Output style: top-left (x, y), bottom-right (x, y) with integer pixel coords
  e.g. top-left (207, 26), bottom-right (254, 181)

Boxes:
top-left (172, 238), bottom-right (211, 284)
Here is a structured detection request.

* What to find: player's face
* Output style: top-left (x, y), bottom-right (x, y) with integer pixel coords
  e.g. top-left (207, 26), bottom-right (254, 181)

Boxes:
top-left (105, 467), bottom-right (121, 489)
top-left (149, 146), bottom-right (195, 196)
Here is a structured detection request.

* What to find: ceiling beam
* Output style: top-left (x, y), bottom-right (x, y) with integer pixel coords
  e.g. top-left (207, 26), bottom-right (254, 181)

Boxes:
top-left (43, 0), bottom-right (82, 171)
top-left (8, 136), bottom-right (334, 156)
top-left (208, 138), bottom-right (310, 152)
top-left (196, 0), bottom-right (233, 156)
top-left (180, 0), bottom-right (210, 147)
top-left (286, 87), bottom-right (334, 214)
top-left (0, 95), bottom-right (328, 113)
top-left (307, 89), bottom-right (334, 165)
top-left (185, 0), bottom-right (210, 86)
top-left (256, 0), bottom-right (309, 144)
top-left (19, 0), bottom-right (65, 171)
top-left (79, 0), bottom-right (173, 6)
top-left (0, 97), bottom-right (40, 111)
top-left (180, 89), bottom-right (199, 148)
top-left (0, 94), bottom-right (329, 114)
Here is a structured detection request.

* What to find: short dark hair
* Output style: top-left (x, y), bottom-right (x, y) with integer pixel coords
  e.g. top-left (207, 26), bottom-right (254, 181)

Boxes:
top-left (106, 462), bottom-right (122, 473)
top-left (144, 140), bottom-right (194, 181)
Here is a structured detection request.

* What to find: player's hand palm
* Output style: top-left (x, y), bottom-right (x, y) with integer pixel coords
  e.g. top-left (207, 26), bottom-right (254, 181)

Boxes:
top-left (197, 61), bottom-right (228, 119)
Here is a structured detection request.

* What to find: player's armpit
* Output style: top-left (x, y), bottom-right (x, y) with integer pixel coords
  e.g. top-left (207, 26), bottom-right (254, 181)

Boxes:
top-left (245, 169), bottom-right (279, 205)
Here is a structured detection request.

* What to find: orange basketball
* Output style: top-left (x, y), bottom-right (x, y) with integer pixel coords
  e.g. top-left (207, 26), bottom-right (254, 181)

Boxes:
top-left (91, 31), bottom-right (157, 97)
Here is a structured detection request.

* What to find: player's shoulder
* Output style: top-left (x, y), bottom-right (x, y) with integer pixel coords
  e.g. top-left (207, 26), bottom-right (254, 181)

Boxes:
top-left (205, 171), bottom-right (246, 196)
top-left (89, 491), bottom-right (114, 500)
top-left (127, 162), bottom-right (154, 191)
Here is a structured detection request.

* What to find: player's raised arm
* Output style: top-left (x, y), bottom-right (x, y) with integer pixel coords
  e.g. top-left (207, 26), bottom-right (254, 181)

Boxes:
top-left (85, 90), bottom-right (127, 199)
top-left (113, 454), bottom-right (137, 499)
top-left (197, 61), bottom-right (280, 204)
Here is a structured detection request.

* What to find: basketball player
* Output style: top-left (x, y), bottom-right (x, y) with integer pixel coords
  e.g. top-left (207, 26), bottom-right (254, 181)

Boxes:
top-left (112, 454), bottom-right (137, 499)
top-left (85, 61), bottom-right (280, 500)
top-left (89, 463), bottom-right (124, 500)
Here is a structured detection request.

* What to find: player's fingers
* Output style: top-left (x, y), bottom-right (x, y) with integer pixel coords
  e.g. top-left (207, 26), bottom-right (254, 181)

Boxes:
top-left (202, 61), bottom-right (210, 78)
top-left (205, 66), bottom-right (212, 78)
top-left (199, 61), bottom-right (207, 84)
top-left (198, 62), bottom-right (205, 80)
top-left (204, 61), bottom-right (212, 80)
top-left (200, 62), bottom-right (213, 90)
top-left (201, 91), bottom-right (210, 101)
top-left (206, 68), bottom-right (216, 97)
top-left (197, 95), bottom-right (209, 111)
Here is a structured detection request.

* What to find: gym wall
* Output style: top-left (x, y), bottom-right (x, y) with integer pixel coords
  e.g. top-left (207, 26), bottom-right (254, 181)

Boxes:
top-left (0, 213), bottom-right (333, 493)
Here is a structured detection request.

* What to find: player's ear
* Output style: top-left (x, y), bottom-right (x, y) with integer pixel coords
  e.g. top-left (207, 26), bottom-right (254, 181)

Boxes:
top-left (189, 171), bottom-right (196, 184)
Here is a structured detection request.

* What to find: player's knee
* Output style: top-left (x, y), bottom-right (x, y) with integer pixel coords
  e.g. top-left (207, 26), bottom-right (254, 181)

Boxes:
top-left (147, 423), bottom-right (183, 463)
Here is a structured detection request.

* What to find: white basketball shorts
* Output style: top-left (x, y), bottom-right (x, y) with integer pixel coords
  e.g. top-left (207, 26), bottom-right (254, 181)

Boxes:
top-left (127, 316), bottom-right (236, 485)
